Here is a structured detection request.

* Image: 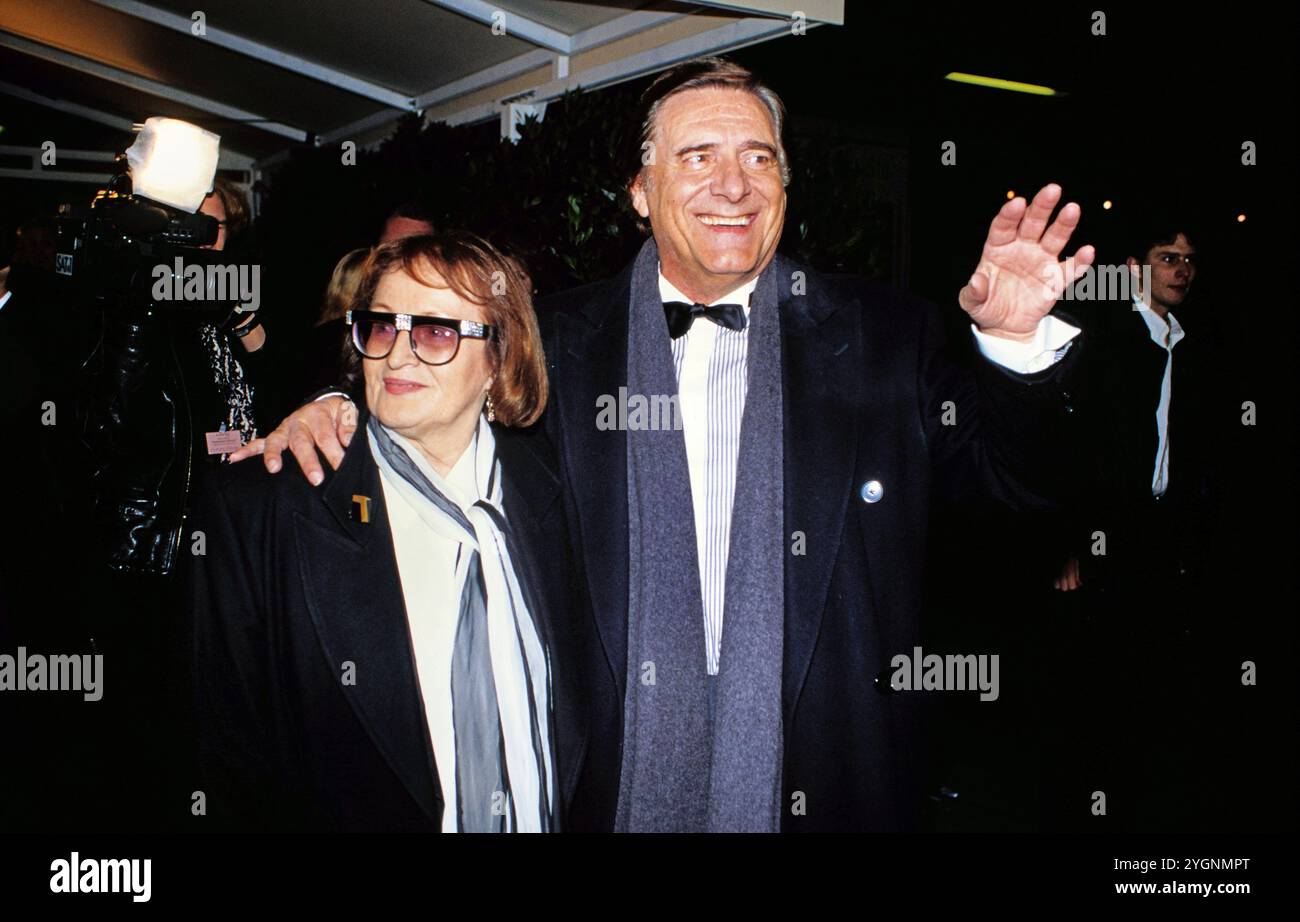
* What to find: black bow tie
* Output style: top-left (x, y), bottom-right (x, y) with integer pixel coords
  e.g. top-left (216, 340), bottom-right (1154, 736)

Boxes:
top-left (662, 300), bottom-right (747, 339)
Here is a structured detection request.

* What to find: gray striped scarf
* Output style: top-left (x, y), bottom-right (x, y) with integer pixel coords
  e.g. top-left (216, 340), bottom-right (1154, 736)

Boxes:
top-left (368, 415), bottom-right (554, 832)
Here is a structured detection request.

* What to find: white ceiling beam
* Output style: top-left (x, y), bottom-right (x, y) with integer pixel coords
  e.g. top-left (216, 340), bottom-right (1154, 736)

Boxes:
top-left (317, 106), bottom-right (416, 146)
top-left (258, 11), bottom-right (811, 169)
top-left (0, 79), bottom-right (135, 132)
top-left (0, 144), bottom-right (116, 161)
top-left (412, 47), bottom-right (552, 110)
top-left (567, 8), bottom-right (687, 54)
top-left (0, 143), bottom-right (254, 175)
top-left (0, 79), bottom-right (257, 166)
top-left (526, 17), bottom-right (806, 103)
top-left (216, 149), bottom-right (256, 171)
top-left (425, 0), bottom-right (572, 54)
top-left (435, 16), bottom-right (809, 126)
top-left (442, 100), bottom-right (499, 127)
top-left (689, 1), bottom-right (844, 24)
top-left (0, 29), bottom-right (309, 141)
top-left (248, 147), bottom-right (293, 171)
top-left (0, 144), bottom-right (113, 181)
top-left (0, 167), bottom-right (114, 182)
top-left (87, 0), bottom-right (417, 111)
top-left (307, 47), bottom-right (553, 152)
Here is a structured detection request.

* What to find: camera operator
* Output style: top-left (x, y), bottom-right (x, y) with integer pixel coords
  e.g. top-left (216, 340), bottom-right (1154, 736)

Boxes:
top-left (74, 168), bottom-right (271, 829)
top-left (193, 177), bottom-right (268, 446)
top-left (81, 175), bottom-right (269, 581)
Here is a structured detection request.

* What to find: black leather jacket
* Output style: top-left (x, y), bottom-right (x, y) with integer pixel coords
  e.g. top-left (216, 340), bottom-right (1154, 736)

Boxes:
top-left (80, 308), bottom-right (265, 576)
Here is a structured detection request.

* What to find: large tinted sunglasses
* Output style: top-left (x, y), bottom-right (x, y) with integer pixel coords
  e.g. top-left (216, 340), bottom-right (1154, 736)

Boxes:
top-left (346, 309), bottom-right (499, 366)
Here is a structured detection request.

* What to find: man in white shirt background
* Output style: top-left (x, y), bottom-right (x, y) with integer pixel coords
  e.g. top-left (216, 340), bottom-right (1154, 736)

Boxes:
top-left (1056, 220), bottom-right (1213, 609)
top-left (1047, 215), bottom-right (1232, 830)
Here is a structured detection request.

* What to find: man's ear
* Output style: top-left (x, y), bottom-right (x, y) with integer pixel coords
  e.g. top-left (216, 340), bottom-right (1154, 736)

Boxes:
top-left (629, 174), bottom-right (651, 219)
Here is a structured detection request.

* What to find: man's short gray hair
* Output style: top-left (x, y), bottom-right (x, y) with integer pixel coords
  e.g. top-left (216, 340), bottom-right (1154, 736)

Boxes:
top-left (628, 56), bottom-right (792, 192)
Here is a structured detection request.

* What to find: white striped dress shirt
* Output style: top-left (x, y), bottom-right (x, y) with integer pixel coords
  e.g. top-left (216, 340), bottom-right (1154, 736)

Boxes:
top-left (659, 271), bottom-right (758, 676)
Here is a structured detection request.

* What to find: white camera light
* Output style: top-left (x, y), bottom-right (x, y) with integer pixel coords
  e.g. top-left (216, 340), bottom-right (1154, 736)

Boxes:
top-left (125, 117), bottom-right (221, 212)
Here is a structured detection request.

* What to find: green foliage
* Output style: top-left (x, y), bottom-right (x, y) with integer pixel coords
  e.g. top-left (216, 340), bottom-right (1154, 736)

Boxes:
top-left (257, 83), bottom-right (893, 329)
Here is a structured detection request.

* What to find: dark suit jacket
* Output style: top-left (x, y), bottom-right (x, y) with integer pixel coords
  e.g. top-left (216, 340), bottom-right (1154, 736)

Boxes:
top-left (189, 408), bottom-right (586, 831)
top-left (1066, 300), bottom-right (1219, 579)
top-left (536, 252), bottom-right (1078, 832)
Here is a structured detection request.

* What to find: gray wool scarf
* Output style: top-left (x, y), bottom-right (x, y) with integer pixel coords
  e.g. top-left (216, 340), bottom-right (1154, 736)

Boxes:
top-left (615, 238), bottom-right (785, 833)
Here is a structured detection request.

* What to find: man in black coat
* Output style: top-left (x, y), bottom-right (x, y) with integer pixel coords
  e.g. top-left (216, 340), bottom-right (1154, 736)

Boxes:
top-left (244, 57), bottom-right (1095, 831)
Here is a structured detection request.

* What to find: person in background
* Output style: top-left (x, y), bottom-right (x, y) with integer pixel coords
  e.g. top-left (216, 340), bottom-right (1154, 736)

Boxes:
top-left (194, 176), bottom-right (268, 440)
top-left (302, 246), bottom-right (369, 393)
top-left (1047, 215), bottom-right (1225, 830)
top-left (291, 204), bottom-right (432, 395)
top-left (379, 201), bottom-right (435, 244)
top-left (1054, 218), bottom-right (1214, 600)
top-left (287, 204), bottom-right (434, 403)
top-left (81, 175), bottom-right (270, 578)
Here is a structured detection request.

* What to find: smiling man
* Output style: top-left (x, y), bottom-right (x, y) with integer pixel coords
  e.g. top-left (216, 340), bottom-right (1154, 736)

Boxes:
top-left (238, 57), bottom-right (1094, 832)
top-left (629, 80), bottom-right (789, 303)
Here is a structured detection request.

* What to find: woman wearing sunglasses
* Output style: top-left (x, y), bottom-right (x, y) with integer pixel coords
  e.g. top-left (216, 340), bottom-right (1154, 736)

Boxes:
top-left (190, 232), bottom-right (584, 832)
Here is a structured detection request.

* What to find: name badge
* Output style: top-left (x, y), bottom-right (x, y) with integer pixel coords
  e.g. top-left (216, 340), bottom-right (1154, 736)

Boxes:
top-left (205, 430), bottom-right (244, 455)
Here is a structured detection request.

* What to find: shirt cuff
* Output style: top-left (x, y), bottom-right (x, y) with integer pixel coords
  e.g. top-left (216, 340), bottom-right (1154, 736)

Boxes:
top-left (309, 387), bottom-right (353, 404)
top-left (971, 316), bottom-right (1081, 374)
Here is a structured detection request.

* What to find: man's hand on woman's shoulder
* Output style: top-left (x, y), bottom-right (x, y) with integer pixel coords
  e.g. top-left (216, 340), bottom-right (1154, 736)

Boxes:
top-left (229, 394), bottom-right (359, 486)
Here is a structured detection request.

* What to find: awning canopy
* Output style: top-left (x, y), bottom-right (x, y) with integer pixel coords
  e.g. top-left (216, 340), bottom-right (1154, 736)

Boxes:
top-left (0, 0), bottom-right (843, 181)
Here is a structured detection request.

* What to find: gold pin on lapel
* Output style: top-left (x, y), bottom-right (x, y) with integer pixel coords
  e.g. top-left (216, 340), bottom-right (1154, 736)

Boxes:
top-left (351, 494), bottom-right (371, 524)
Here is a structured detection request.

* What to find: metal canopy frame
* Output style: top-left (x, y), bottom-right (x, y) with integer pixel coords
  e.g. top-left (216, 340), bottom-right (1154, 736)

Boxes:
top-left (0, 1), bottom-right (841, 174)
top-left (91, 0), bottom-right (420, 111)
top-left (0, 30), bottom-right (307, 142)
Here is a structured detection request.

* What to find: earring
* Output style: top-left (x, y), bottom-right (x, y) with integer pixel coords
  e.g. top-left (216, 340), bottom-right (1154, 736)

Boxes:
top-left (485, 394), bottom-right (496, 423)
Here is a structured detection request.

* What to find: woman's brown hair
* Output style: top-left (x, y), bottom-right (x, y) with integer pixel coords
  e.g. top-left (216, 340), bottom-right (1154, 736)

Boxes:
top-left (342, 232), bottom-right (547, 428)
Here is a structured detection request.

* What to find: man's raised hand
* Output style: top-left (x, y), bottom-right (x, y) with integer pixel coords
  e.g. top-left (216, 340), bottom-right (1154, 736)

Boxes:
top-left (959, 183), bottom-right (1095, 341)
top-left (228, 396), bottom-right (359, 485)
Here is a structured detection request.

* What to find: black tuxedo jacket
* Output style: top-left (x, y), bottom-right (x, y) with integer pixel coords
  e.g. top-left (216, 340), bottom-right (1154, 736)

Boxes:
top-left (189, 409), bottom-right (586, 831)
top-left (536, 252), bottom-right (1078, 831)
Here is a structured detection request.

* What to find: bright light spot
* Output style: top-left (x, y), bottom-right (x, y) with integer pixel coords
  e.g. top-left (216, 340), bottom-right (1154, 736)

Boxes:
top-left (1102, 200), bottom-right (1113, 210)
top-left (1006, 190), bottom-right (1016, 200)
top-left (944, 73), bottom-right (1059, 96)
top-left (1236, 213), bottom-right (1247, 223)
top-left (126, 117), bottom-right (220, 212)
